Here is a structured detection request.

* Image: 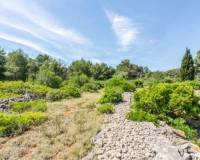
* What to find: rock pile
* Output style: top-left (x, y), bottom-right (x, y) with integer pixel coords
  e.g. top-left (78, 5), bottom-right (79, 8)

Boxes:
top-left (0, 92), bottom-right (36, 110)
top-left (82, 92), bottom-right (200, 160)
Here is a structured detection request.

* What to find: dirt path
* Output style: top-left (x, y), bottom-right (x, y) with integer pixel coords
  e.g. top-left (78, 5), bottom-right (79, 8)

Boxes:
top-left (83, 92), bottom-right (200, 160)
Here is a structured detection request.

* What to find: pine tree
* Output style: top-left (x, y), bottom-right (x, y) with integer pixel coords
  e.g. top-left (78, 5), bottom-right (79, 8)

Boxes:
top-left (194, 50), bottom-right (200, 80)
top-left (180, 48), bottom-right (195, 81)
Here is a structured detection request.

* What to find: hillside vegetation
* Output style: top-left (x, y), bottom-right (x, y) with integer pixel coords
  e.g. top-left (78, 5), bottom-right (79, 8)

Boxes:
top-left (0, 47), bottom-right (200, 159)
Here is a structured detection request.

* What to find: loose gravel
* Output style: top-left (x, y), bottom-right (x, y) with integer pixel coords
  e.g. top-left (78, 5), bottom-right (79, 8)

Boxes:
top-left (82, 92), bottom-right (200, 160)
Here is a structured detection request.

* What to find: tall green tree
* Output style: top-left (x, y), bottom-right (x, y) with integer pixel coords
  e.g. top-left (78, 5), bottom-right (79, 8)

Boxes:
top-left (35, 54), bottom-right (50, 67)
top-left (0, 48), bottom-right (6, 79)
top-left (116, 59), bottom-right (145, 79)
top-left (180, 48), bottom-right (195, 81)
top-left (4, 49), bottom-right (28, 80)
top-left (68, 58), bottom-right (92, 77)
top-left (194, 50), bottom-right (200, 79)
top-left (91, 63), bottom-right (115, 80)
top-left (27, 58), bottom-right (39, 81)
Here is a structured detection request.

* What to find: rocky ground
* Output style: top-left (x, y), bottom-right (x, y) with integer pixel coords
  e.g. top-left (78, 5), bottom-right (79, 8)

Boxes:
top-left (82, 92), bottom-right (200, 160)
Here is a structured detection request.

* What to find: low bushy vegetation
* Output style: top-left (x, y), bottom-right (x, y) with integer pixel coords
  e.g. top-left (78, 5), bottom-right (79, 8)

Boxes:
top-left (81, 81), bottom-right (102, 92)
top-left (10, 100), bottom-right (47, 113)
top-left (0, 81), bottom-right (51, 99)
top-left (69, 74), bottom-right (90, 87)
top-left (0, 112), bottom-right (47, 136)
top-left (46, 84), bottom-right (81, 101)
top-left (127, 108), bottom-right (159, 125)
top-left (105, 77), bottom-right (136, 92)
top-left (132, 79), bottom-right (144, 88)
top-left (167, 118), bottom-right (197, 140)
top-left (128, 82), bottom-right (200, 141)
top-left (99, 77), bottom-right (136, 104)
top-left (99, 87), bottom-right (123, 104)
top-left (97, 103), bottom-right (114, 114)
top-left (62, 84), bottom-right (81, 97)
top-left (46, 89), bottom-right (67, 101)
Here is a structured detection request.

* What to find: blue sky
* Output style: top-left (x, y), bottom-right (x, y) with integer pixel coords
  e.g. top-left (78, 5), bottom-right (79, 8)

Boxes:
top-left (0, 0), bottom-right (200, 70)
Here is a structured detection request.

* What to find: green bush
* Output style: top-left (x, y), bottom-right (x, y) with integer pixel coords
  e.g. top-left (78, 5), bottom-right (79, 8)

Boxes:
top-left (133, 83), bottom-right (172, 114)
top-left (129, 82), bottom-right (200, 140)
top-left (0, 81), bottom-right (52, 99)
top-left (133, 82), bottom-right (200, 118)
top-left (127, 108), bottom-right (159, 125)
top-left (168, 84), bottom-right (200, 119)
top-left (0, 91), bottom-right (21, 99)
top-left (99, 87), bottom-right (123, 104)
top-left (24, 82), bottom-right (51, 97)
top-left (97, 103), bottom-right (114, 114)
top-left (81, 81), bottom-right (102, 92)
top-left (36, 69), bottom-right (62, 88)
top-left (46, 85), bottom-right (81, 101)
top-left (0, 112), bottom-right (47, 136)
top-left (62, 84), bottom-right (81, 98)
top-left (106, 77), bottom-right (136, 92)
top-left (10, 100), bottom-right (47, 113)
top-left (0, 81), bottom-right (25, 95)
top-left (167, 118), bottom-right (197, 140)
top-left (133, 80), bottom-right (143, 88)
top-left (46, 89), bottom-right (67, 101)
top-left (69, 74), bottom-right (89, 87)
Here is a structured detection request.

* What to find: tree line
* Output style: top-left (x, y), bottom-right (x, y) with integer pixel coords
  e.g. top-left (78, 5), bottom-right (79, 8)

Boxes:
top-left (0, 47), bottom-right (200, 87)
top-left (0, 48), bottom-right (147, 87)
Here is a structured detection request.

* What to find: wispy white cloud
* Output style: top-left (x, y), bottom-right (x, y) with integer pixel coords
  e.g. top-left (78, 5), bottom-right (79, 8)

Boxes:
top-left (0, 0), bottom-right (89, 45)
top-left (0, 33), bottom-right (60, 58)
top-left (0, 16), bottom-right (49, 43)
top-left (0, 0), bottom-right (90, 58)
top-left (106, 10), bottom-right (138, 51)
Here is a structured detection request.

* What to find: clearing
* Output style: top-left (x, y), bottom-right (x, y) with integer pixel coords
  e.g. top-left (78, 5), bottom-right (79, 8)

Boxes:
top-left (0, 92), bottom-right (103, 160)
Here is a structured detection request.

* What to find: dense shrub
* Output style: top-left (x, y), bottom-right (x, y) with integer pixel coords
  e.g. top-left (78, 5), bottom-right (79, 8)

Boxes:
top-left (106, 77), bottom-right (136, 92)
top-left (69, 74), bottom-right (89, 87)
top-left (0, 112), bottom-right (47, 136)
top-left (46, 84), bottom-right (81, 101)
top-left (0, 81), bottom-right (52, 99)
top-left (24, 82), bottom-right (51, 97)
top-left (81, 81), bottom-right (102, 92)
top-left (133, 83), bottom-right (172, 114)
top-left (133, 82), bottom-right (200, 118)
top-left (0, 91), bottom-right (21, 99)
top-left (127, 108), bottom-right (159, 125)
top-left (0, 81), bottom-right (25, 94)
top-left (36, 69), bottom-right (62, 88)
top-left (10, 100), bottom-right (47, 113)
top-left (133, 80), bottom-right (143, 88)
top-left (62, 84), bottom-right (81, 97)
top-left (168, 84), bottom-right (200, 119)
top-left (46, 89), bottom-right (66, 101)
top-left (129, 82), bottom-right (200, 140)
top-left (99, 87), bottom-right (123, 104)
top-left (97, 103), bottom-right (114, 114)
top-left (182, 80), bottom-right (200, 90)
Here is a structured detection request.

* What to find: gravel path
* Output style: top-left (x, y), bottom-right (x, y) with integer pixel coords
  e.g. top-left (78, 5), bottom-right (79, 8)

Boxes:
top-left (82, 92), bottom-right (200, 160)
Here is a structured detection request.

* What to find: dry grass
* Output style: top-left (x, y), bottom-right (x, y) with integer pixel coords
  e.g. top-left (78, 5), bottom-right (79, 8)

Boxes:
top-left (0, 92), bottom-right (104, 160)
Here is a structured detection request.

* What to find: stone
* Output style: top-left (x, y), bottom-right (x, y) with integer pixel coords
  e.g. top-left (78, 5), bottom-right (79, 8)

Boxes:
top-left (190, 144), bottom-right (200, 153)
top-left (173, 129), bottom-right (186, 139)
top-left (82, 92), bottom-right (200, 160)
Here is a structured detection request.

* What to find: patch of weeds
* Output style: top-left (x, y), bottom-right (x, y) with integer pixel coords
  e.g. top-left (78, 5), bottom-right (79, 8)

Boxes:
top-left (97, 103), bottom-right (114, 114)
